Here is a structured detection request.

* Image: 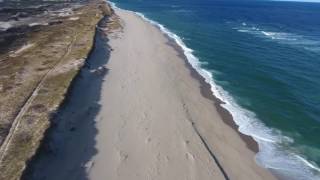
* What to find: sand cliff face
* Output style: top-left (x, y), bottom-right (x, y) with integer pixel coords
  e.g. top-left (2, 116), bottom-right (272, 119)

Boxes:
top-left (0, 1), bottom-right (112, 180)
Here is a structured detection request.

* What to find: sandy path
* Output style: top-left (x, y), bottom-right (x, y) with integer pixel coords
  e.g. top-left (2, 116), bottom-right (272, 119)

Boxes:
top-left (25, 8), bottom-right (276, 180)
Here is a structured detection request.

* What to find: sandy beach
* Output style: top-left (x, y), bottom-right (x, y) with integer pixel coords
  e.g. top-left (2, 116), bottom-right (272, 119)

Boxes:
top-left (25, 7), bottom-right (277, 180)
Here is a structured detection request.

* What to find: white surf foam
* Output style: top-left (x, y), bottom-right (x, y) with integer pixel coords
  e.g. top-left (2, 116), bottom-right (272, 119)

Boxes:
top-left (0, 21), bottom-right (13, 31)
top-left (236, 23), bottom-right (320, 53)
top-left (109, 1), bottom-right (320, 179)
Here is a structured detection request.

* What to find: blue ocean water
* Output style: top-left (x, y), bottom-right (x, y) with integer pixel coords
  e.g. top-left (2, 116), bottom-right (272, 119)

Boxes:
top-left (110, 0), bottom-right (320, 179)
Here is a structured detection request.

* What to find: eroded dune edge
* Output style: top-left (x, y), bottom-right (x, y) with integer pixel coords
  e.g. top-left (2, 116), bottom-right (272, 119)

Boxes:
top-left (0, 1), bottom-right (112, 179)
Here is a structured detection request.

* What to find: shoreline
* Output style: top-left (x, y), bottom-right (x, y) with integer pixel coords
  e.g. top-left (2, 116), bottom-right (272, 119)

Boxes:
top-left (126, 8), bottom-right (260, 154)
top-left (165, 38), bottom-right (259, 153)
top-left (25, 5), bottom-right (277, 180)
top-left (122, 4), bottom-right (320, 180)
top-left (125, 7), bottom-right (278, 179)
top-left (100, 8), bottom-right (277, 179)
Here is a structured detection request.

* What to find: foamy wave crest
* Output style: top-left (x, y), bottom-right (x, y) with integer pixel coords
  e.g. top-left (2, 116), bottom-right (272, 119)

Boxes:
top-left (0, 21), bottom-right (13, 31)
top-left (109, 1), bottom-right (320, 179)
top-left (108, 1), bottom-right (117, 9)
top-left (236, 22), bottom-right (320, 53)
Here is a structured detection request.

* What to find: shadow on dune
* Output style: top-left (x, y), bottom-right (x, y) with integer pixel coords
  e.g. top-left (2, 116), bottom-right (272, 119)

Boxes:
top-left (22, 18), bottom-right (111, 180)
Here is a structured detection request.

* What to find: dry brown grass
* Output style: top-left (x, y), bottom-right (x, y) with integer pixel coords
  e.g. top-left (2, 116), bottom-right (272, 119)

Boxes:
top-left (0, 1), bottom-right (113, 179)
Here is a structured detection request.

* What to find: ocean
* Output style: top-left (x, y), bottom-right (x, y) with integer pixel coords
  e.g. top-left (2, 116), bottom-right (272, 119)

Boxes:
top-left (109, 0), bottom-right (320, 179)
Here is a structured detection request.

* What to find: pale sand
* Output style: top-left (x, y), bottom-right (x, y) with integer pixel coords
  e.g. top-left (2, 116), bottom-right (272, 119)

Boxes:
top-left (25, 8), bottom-right (277, 180)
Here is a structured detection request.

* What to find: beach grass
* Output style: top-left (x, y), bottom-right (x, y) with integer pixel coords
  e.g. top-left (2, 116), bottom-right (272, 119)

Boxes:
top-left (0, 1), bottom-right (113, 179)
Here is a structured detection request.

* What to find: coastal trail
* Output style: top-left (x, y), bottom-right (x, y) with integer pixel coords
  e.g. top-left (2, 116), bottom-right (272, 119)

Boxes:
top-left (0, 30), bottom-right (79, 164)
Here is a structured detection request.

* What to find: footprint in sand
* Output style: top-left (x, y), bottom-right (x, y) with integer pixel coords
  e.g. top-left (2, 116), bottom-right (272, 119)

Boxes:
top-left (145, 137), bottom-right (152, 143)
top-left (185, 152), bottom-right (195, 161)
top-left (118, 151), bottom-right (129, 162)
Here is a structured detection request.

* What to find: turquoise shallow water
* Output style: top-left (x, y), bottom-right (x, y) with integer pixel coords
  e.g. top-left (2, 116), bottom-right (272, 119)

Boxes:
top-left (110, 0), bottom-right (320, 179)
